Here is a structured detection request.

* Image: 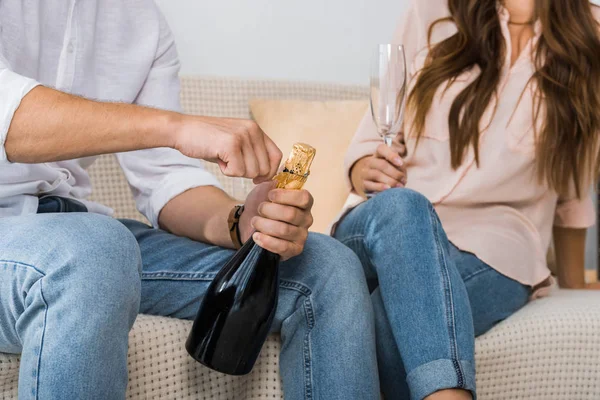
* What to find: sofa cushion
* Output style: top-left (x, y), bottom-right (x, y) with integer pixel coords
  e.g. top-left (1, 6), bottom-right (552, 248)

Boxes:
top-left (2, 289), bottom-right (600, 399)
top-left (250, 99), bottom-right (368, 233)
top-left (474, 288), bottom-right (600, 399)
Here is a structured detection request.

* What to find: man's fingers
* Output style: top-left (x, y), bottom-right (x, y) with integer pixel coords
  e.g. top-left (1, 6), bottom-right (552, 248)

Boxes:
top-left (268, 189), bottom-right (314, 211)
top-left (258, 202), bottom-right (313, 228)
top-left (241, 137), bottom-right (260, 180)
top-left (263, 134), bottom-right (283, 179)
top-left (220, 142), bottom-right (245, 177)
top-left (253, 232), bottom-right (304, 261)
top-left (251, 216), bottom-right (304, 242)
top-left (252, 139), bottom-right (271, 183)
top-left (247, 124), bottom-right (272, 183)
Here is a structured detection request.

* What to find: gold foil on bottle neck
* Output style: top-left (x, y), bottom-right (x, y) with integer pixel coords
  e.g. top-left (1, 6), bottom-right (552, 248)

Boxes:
top-left (272, 143), bottom-right (316, 190)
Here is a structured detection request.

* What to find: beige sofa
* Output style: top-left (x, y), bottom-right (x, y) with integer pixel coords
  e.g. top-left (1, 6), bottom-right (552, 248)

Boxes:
top-left (1, 77), bottom-right (600, 400)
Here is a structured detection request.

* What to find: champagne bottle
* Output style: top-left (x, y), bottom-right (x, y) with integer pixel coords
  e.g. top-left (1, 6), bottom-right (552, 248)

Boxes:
top-left (186, 143), bottom-right (316, 375)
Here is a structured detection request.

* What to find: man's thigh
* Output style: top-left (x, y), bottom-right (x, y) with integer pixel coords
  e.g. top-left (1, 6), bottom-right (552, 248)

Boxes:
top-left (120, 219), bottom-right (235, 320)
top-left (122, 219), bottom-right (358, 325)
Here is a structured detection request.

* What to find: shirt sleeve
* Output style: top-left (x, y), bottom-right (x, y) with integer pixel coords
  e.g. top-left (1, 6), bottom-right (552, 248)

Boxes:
top-left (343, 0), bottom-right (425, 190)
top-left (554, 185), bottom-right (596, 229)
top-left (116, 8), bottom-right (222, 228)
top-left (0, 53), bottom-right (41, 163)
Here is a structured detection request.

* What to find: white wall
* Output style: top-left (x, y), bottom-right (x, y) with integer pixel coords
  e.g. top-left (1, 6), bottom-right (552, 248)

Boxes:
top-left (157, 0), bottom-right (600, 85)
top-left (155, 0), bottom-right (408, 85)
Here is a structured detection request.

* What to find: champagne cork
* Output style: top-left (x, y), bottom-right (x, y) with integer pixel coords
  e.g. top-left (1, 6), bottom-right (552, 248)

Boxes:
top-left (272, 143), bottom-right (316, 190)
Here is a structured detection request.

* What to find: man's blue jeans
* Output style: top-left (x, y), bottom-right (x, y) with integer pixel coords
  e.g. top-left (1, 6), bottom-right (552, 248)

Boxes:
top-left (0, 212), bottom-right (380, 399)
top-left (334, 188), bottom-right (531, 400)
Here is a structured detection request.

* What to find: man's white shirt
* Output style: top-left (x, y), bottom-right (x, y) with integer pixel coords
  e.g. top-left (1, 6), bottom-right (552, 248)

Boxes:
top-left (0, 0), bottom-right (221, 226)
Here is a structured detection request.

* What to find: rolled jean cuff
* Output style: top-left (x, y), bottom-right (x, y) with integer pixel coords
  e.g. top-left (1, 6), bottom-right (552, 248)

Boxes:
top-left (406, 359), bottom-right (476, 400)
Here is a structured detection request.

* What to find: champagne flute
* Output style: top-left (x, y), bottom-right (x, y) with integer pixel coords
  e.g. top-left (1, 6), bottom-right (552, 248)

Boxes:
top-left (370, 44), bottom-right (407, 147)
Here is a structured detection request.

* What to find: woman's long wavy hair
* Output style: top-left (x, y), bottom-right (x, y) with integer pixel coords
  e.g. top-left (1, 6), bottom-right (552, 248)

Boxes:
top-left (407, 0), bottom-right (600, 197)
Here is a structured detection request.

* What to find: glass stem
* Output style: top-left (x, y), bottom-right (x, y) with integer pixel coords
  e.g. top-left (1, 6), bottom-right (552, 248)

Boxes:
top-left (384, 136), bottom-right (393, 147)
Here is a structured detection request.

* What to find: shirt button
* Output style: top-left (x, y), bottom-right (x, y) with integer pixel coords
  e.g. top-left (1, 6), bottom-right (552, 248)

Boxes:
top-left (67, 43), bottom-right (74, 53)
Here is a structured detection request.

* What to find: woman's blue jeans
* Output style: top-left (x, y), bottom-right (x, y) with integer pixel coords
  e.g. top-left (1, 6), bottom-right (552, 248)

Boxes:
top-left (334, 188), bottom-right (531, 400)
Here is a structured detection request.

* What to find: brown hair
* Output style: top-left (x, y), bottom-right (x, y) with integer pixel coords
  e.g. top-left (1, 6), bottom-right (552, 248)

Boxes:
top-left (407, 0), bottom-right (600, 197)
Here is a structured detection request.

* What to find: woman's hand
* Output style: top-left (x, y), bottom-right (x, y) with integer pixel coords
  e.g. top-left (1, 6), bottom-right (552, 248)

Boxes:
top-left (239, 182), bottom-right (314, 261)
top-left (350, 139), bottom-right (407, 197)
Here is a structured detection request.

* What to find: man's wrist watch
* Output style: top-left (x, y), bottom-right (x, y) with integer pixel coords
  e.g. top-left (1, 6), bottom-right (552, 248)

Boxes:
top-left (228, 204), bottom-right (245, 249)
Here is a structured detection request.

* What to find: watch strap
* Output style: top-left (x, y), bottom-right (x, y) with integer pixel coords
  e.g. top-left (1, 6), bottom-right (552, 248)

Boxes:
top-left (228, 204), bottom-right (245, 249)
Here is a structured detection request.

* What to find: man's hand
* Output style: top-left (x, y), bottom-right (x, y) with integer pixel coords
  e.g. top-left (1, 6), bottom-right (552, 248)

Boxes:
top-left (239, 182), bottom-right (314, 261)
top-left (350, 139), bottom-right (407, 197)
top-left (173, 116), bottom-right (283, 184)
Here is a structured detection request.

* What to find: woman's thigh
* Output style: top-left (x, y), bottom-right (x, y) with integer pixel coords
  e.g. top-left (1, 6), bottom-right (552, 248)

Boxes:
top-left (449, 245), bottom-right (531, 336)
top-left (333, 190), bottom-right (531, 336)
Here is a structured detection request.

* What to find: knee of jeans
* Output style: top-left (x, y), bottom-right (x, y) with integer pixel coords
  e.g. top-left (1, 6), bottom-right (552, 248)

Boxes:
top-left (304, 233), bottom-right (371, 309)
top-left (368, 188), bottom-right (432, 226)
top-left (51, 214), bottom-right (142, 308)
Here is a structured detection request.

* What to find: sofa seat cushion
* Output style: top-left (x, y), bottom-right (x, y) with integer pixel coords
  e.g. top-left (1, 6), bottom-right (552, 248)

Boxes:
top-left (475, 289), bottom-right (600, 399)
top-left (2, 289), bottom-right (599, 399)
top-left (0, 315), bottom-right (283, 400)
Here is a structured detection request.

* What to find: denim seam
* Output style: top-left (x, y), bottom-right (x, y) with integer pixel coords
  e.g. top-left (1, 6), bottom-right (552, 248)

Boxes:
top-left (1, 261), bottom-right (49, 400)
top-left (0, 260), bottom-right (46, 276)
top-left (279, 280), bottom-right (312, 297)
top-left (277, 282), bottom-right (314, 400)
top-left (462, 267), bottom-right (495, 283)
top-left (34, 278), bottom-right (49, 400)
top-left (302, 297), bottom-right (315, 400)
top-left (429, 206), bottom-right (465, 389)
top-left (406, 358), bottom-right (476, 399)
top-left (141, 272), bottom-right (217, 281)
top-left (339, 234), bottom-right (364, 243)
top-left (281, 281), bottom-right (314, 399)
top-left (0, 262), bottom-right (46, 351)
